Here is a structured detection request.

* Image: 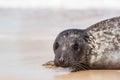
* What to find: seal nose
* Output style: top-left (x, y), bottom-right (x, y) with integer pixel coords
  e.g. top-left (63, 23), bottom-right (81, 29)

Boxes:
top-left (59, 57), bottom-right (64, 64)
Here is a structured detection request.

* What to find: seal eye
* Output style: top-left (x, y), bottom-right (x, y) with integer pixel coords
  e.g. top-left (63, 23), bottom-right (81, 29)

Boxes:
top-left (54, 42), bottom-right (59, 50)
top-left (72, 43), bottom-right (79, 50)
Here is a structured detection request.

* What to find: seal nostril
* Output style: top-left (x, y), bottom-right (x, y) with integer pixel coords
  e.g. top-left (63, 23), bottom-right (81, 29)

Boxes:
top-left (59, 57), bottom-right (64, 63)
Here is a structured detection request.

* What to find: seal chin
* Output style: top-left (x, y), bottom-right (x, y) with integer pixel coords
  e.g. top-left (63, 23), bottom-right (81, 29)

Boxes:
top-left (55, 63), bottom-right (70, 67)
top-left (60, 65), bottom-right (69, 68)
top-left (54, 61), bottom-right (70, 67)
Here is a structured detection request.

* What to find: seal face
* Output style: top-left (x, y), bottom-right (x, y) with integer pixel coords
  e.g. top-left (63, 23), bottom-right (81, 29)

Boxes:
top-left (53, 29), bottom-right (90, 71)
top-left (53, 16), bottom-right (120, 72)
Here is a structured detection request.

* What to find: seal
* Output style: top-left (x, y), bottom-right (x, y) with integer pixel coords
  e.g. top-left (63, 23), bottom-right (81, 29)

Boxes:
top-left (44, 16), bottom-right (120, 72)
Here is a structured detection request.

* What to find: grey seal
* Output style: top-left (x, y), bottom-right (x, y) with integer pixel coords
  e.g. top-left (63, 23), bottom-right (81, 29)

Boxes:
top-left (44, 16), bottom-right (120, 72)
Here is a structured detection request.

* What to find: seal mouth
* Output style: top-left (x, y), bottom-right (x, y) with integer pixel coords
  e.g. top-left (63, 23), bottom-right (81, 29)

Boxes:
top-left (55, 64), bottom-right (70, 68)
top-left (54, 62), bottom-right (70, 68)
top-left (60, 65), bottom-right (70, 68)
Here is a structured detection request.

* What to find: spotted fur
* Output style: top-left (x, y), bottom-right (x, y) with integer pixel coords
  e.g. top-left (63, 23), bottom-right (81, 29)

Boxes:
top-left (86, 16), bottom-right (120, 69)
top-left (53, 16), bottom-right (120, 71)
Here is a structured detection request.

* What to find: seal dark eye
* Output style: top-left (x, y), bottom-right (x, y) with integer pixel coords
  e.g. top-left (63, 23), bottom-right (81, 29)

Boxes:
top-left (54, 42), bottom-right (59, 50)
top-left (72, 43), bottom-right (79, 50)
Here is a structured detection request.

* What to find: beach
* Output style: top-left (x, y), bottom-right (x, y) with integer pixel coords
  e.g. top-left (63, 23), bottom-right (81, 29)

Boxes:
top-left (0, 9), bottom-right (120, 80)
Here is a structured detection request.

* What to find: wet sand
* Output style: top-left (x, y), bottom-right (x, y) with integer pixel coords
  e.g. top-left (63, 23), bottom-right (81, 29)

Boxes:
top-left (0, 9), bottom-right (120, 80)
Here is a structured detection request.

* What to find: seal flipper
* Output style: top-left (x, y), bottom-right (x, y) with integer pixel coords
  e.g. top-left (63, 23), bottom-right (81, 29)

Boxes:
top-left (43, 60), bottom-right (55, 66)
top-left (70, 67), bottom-right (84, 72)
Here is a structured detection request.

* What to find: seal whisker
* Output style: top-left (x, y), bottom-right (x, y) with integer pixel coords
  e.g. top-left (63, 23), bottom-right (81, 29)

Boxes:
top-left (71, 62), bottom-right (88, 71)
top-left (80, 63), bottom-right (89, 70)
top-left (77, 63), bottom-right (89, 70)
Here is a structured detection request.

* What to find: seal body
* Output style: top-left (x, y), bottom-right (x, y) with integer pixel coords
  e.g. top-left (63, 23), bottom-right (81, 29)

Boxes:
top-left (53, 17), bottom-right (120, 72)
top-left (86, 17), bottom-right (120, 69)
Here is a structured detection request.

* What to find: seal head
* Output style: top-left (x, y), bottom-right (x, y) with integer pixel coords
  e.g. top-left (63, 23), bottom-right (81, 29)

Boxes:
top-left (53, 29), bottom-right (90, 71)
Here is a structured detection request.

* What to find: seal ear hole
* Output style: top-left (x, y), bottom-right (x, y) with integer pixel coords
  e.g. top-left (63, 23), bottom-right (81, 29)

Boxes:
top-left (54, 42), bottom-right (59, 50)
top-left (84, 35), bottom-right (89, 42)
top-left (65, 32), bottom-right (69, 36)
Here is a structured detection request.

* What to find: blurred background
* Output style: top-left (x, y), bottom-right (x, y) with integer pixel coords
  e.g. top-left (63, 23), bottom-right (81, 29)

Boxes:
top-left (0, 0), bottom-right (120, 80)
